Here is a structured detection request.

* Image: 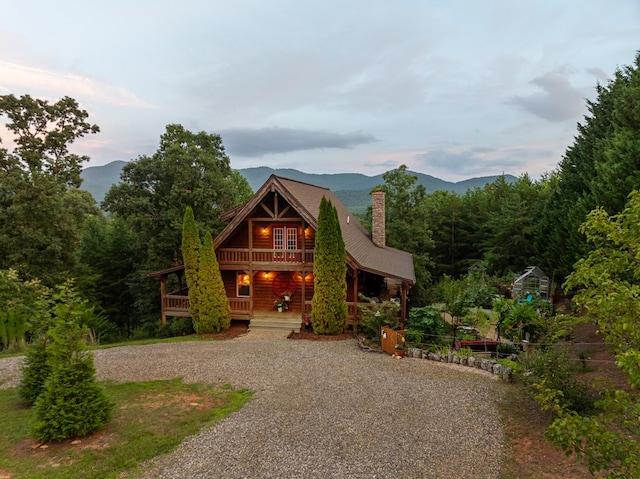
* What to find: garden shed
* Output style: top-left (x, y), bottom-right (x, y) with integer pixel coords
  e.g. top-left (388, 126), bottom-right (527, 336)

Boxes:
top-left (512, 266), bottom-right (550, 300)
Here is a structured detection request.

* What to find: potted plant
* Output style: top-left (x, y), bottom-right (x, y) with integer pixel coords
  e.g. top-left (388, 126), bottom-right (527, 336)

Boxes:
top-left (274, 299), bottom-right (288, 312)
top-left (394, 336), bottom-right (406, 357)
top-left (282, 291), bottom-right (293, 302)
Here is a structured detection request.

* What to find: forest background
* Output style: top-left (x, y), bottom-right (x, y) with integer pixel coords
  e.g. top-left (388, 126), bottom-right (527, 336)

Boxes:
top-left (0, 53), bottom-right (639, 343)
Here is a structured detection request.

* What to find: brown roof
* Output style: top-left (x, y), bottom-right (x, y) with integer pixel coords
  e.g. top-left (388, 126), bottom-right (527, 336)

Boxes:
top-left (215, 175), bottom-right (415, 284)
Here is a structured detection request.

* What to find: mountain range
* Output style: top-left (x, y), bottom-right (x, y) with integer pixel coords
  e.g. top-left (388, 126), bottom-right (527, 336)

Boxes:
top-left (80, 161), bottom-right (517, 214)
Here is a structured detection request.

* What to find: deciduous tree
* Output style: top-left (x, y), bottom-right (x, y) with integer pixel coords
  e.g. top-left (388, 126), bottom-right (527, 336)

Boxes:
top-left (0, 94), bottom-right (100, 285)
top-left (538, 191), bottom-right (640, 478)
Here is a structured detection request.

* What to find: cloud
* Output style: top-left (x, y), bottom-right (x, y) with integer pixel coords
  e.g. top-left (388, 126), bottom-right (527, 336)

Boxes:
top-left (509, 72), bottom-right (584, 121)
top-left (219, 127), bottom-right (379, 157)
top-left (414, 145), bottom-right (555, 179)
top-left (0, 61), bottom-right (153, 109)
top-left (586, 67), bottom-right (611, 83)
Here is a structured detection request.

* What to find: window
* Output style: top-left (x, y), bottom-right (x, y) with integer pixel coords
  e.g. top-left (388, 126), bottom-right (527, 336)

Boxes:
top-left (273, 227), bottom-right (298, 259)
top-left (237, 272), bottom-right (250, 297)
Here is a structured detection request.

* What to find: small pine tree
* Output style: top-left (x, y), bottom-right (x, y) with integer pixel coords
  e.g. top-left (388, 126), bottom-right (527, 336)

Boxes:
top-left (31, 281), bottom-right (112, 442)
top-left (312, 197), bottom-right (348, 334)
top-left (182, 206), bottom-right (201, 322)
top-left (193, 231), bottom-right (231, 333)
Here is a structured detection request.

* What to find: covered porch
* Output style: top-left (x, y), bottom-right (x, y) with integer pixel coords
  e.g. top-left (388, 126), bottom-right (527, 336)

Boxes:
top-left (147, 264), bottom-right (409, 328)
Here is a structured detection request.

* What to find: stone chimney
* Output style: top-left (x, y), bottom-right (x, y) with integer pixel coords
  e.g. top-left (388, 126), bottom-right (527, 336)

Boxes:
top-left (371, 188), bottom-right (386, 248)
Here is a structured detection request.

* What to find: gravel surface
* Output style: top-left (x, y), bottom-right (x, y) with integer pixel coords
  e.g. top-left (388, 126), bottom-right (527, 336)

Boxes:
top-left (0, 333), bottom-right (508, 478)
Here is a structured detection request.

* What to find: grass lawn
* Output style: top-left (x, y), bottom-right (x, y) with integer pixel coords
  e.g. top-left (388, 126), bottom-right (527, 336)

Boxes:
top-left (0, 378), bottom-right (252, 479)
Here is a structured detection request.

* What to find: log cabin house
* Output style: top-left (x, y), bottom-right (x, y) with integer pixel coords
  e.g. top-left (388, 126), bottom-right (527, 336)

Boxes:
top-left (148, 175), bottom-right (416, 331)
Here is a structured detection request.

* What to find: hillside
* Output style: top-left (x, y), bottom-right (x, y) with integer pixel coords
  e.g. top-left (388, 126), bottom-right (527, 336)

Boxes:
top-left (80, 161), bottom-right (517, 213)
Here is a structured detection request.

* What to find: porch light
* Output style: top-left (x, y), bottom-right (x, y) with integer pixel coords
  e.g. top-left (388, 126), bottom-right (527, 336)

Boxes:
top-left (264, 272), bottom-right (270, 279)
top-left (262, 227), bottom-right (268, 235)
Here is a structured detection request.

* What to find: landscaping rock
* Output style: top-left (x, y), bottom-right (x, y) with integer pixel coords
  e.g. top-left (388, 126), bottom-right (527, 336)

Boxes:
top-left (408, 348), bottom-right (422, 358)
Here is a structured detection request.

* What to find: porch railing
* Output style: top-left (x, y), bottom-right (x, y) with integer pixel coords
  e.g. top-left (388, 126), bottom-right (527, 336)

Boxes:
top-left (165, 295), bottom-right (360, 323)
top-left (217, 248), bottom-right (314, 264)
top-left (164, 294), bottom-right (189, 313)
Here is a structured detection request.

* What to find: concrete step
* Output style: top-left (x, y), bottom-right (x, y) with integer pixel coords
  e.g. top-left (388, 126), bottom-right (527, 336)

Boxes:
top-left (250, 314), bottom-right (301, 333)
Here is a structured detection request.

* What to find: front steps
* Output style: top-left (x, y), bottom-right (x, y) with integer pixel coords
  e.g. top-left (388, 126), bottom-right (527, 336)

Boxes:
top-left (250, 312), bottom-right (302, 333)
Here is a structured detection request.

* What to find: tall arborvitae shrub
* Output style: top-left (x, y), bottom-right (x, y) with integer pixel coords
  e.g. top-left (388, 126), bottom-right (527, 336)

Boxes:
top-left (182, 206), bottom-right (201, 323)
top-left (312, 197), bottom-right (348, 334)
top-left (31, 281), bottom-right (112, 442)
top-left (194, 231), bottom-right (231, 333)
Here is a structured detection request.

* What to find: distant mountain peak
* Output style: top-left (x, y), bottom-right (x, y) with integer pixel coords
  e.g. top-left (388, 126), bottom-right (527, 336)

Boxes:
top-left (80, 161), bottom-right (516, 213)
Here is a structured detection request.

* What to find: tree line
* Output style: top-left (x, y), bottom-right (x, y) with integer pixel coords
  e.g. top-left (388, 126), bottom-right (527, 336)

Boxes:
top-left (1, 53), bottom-right (640, 341)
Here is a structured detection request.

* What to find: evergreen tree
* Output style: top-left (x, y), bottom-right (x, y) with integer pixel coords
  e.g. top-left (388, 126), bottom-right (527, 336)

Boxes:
top-left (312, 196), bottom-right (348, 334)
top-left (182, 206), bottom-right (201, 323)
top-left (75, 215), bottom-right (136, 339)
top-left (536, 53), bottom-right (640, 282)
top-left (375, 166), bottom-right (434, 305)
top-left (193, 231), bottom-right (231, 333)
top-left (30, 281), bottom-right (112, 441)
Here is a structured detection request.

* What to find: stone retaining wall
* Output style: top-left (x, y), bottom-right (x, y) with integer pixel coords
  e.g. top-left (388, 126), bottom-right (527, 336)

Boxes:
top-left (406, 348), bottom-right (513, 381)
top-left (357, 338), bottom-right (513, 382)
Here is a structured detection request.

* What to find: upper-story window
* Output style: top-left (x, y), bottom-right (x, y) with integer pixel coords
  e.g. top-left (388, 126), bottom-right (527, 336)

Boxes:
top-left (273, 226), bottom-right (298, 260)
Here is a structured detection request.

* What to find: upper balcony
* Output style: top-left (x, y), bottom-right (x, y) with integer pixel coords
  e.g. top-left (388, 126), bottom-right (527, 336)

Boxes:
top-left (217, 248), bottom-right (314, 265)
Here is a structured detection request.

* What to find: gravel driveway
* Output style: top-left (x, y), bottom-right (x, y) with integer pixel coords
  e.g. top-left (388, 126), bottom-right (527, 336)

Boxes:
top-left (0, 333), bottom-right (507, 478)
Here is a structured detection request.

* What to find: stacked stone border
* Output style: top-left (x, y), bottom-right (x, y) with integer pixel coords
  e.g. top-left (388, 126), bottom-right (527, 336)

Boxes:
top-left (357, 337), bottom-right (513, 382)
top-left (406, 348), bottom-right (513, 381)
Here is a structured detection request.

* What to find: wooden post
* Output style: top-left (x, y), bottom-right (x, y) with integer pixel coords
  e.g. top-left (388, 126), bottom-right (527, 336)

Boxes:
top-left (248, 219), bottom-right (254, 320)
top-left (160, 276), bottom-right (167, 326)
top-left (352, 268), bottom-right (359, 324)
top-left (401, 283), bottom-right (408, 326)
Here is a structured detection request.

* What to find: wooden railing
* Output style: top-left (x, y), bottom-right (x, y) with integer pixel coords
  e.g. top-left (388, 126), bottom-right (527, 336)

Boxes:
top-left (164, 294), bottom-right (251, 319)
top-left (165, 294), bottom-right (189, 312)
top-left (229, 297), bottom-right (250, 312)
top-left (217, 248), bottom-right (314, 264)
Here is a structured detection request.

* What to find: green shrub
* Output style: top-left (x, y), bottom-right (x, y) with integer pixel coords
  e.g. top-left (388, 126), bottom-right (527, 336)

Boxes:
top-left (404, 329), bottom-right (424, 345)
top-left (521, 346), bottom-right (594, 414)
top-left (497, 358), bottom-right (525, 375)
top-left (131, 320), bottom-right (161, 340)
top-left (497, 342), bottom-right (520, 357)
top-left (32, 355), bottom-right (112, 441)
top-left (456, 346), bottom-right (473, 357)
top-left (357, 295), bottom-right (399, 340)
top-left (407, 305), bottom-right (446, 341)
top-left (0, 269), bottom-right (49, 352)
top-left (29, 281), bottom-right (113, 441)
top-left (20, 340), bottom-right (51, 405)
top-left (169, 316), bottom-right (195, 336)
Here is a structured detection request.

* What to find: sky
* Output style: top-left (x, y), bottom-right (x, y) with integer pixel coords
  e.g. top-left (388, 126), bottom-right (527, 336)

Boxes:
top-left (0, 1), bottom-right (639, 182)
